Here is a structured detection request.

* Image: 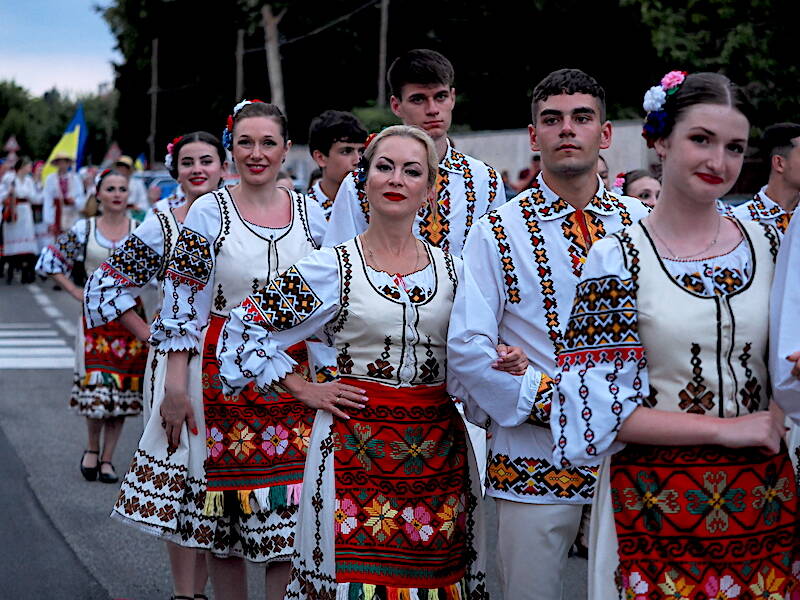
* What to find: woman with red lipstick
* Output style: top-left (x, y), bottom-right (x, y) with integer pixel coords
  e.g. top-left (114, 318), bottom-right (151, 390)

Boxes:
top-left (36, 169), bottom-right (146, 485)
top-left (85, 131), bottom-right (228, 600)
top-left (150, 101), bottom-right (328, 600)
top-left (553, 72), bottom-right (799, 598)
top-left (218, 125), bottom-right (525, 599)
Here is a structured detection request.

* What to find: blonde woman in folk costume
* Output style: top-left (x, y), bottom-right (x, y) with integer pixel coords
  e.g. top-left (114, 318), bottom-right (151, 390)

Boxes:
top-left (553, 71), bottom-right (799, 599)
top-left (37, 169), bottom-right (145, 485)
top-left (149, 101), bottom-right (328, 600)
top-left (219, 125), bottom-right (526, 599)
top-left (85, 131), bottom-right (229, 600)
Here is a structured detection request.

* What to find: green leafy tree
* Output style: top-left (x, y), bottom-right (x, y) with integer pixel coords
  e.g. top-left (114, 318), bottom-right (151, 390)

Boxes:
top-left (623, 0), bottom-right (800, 123)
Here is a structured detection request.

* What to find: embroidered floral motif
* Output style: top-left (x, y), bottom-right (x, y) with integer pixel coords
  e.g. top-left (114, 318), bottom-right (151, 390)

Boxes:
top-left (685, 471), bottom-right (745, 533)
top-left (621, 471), bottom-right (680, 531)
top-left (622, 571), bottom-right (649, 600)
top-left (658, 572), bottom-right (695, 599)
top-left (401, 505), bottom-right (434, 542)
top-left (228, 421), bottom-right (257, 461)
top-left (343, 423), bottom-right (385, 471)
top-left (334, 497), bottom-right (359, 536)
top-left (207, 426), bottom-right (224, 459)
top-left (389, 426), bottom-right (438, 474)
top-left (261, 424), bottom-right (290, 457)
top-left (703, 574), bottom-right (741, 599)
top-left (363, 494), bottom-right (399, 542)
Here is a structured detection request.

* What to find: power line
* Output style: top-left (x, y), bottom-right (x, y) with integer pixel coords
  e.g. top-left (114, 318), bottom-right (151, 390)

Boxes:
top-left (243, 0), bottom-right (379, 54)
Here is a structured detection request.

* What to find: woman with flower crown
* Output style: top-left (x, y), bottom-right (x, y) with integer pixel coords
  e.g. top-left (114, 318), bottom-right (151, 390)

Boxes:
top-left (84, 131), bottom-right (228, 600)
top-left (552, 71), bottom-right (800, 599)
top-left (148, 101), bottom-right (328, 600)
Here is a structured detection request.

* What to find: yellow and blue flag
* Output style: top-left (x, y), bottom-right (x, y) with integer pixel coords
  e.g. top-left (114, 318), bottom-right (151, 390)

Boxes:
top-left (134, 153), bottom-right (147, 171)
top-left (42, 104), bottom-right (88, 183)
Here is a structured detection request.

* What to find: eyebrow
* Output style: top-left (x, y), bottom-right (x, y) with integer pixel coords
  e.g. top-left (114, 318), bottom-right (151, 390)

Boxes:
top-left (182, 154), bottom-right (214, 159)
top-left (691, 126), bottom-right (747, 143)
top-left (539, 106), bottom-right (597, 117)
top-left (377, 156), bottom-right (423, 167)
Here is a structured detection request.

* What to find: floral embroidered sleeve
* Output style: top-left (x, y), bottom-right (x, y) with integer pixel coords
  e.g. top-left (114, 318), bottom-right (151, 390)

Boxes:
top-left (149, 196), bottom-right (219, 353)
top-left (447, 218), bottom-right (554, 429)
top-left (323, 171), bottom-right (368, 247)
top-left (84, 214), bottom-right (165, 329)
top-left (35, 218), bottom-right (88, 276)
top-left (552, 235), bottom-right (648, 468)
top-left (217, 249), bottom-right (341, 396)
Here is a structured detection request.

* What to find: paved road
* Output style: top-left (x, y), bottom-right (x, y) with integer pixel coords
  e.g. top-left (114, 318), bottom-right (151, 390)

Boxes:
top-left (0, 280), bottom-right (587, 599)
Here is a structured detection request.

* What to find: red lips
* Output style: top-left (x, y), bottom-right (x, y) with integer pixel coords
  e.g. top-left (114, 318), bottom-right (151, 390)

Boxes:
top-left (383, 192), bottom-right (406, 202)
top-left (696, 173), bottom-right (723, 185)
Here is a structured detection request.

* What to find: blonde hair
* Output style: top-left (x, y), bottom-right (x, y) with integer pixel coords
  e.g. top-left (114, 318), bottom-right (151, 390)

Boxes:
top-left (362, 125), bottom-right (438, 188)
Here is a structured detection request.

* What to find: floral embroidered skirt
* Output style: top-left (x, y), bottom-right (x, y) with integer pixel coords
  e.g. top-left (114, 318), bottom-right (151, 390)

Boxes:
top-left (112, 315), bottom-right (314, 562)
top-left (285, 379), bottom-right (488, 599)
top-left (594, 443), bottom-right (800, 600)
top-left (71, 315), bottom-right (145, 418)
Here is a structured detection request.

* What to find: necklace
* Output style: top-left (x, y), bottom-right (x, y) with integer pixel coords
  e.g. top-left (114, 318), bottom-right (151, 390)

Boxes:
top-left (361, 233), bottom-right (421, 275)
top-left (649, 215), bottom-right (722, 260)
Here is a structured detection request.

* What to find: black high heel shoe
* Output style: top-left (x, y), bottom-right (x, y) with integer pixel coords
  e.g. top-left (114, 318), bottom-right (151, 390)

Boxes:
top-left (80, 450), bottom-right (99, 481)
top-left (98, 461), bottom-right (119, 484)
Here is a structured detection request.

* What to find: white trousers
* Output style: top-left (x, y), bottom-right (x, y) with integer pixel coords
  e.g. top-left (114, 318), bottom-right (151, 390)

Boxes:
top-left (495, 498), bottom-right (584, 600)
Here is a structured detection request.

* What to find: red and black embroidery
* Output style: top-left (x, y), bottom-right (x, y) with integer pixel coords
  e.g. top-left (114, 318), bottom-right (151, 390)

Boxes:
top-left (738, 342), bottom-right (762, 412)
top-left (240, 266), bottom-right (322, 332)
top-left (166, 227), bottom-right (213, 288)
top-left (366, 336), bottom-right (394, 380)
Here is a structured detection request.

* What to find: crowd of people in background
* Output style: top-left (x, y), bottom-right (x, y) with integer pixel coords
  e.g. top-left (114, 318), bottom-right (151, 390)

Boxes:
top-left (3, 47), bottom-right (800, 600)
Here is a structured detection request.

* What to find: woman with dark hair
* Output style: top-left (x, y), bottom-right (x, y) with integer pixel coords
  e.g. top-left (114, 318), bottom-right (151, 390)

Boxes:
top-left (85, 131), bottom-right (227, 600)
top-left (553, 71), bottom-right (799, 598)
top-left (37, 169), bottom-right (146, 484)
top-left (614, 169), bottom-right (661, 207)
top-left (218, 125), bottom-right (525, 599)
top-left (1, 156), bottom-right (38, 283)
top-left (149, 101), bottom-right (328, 600)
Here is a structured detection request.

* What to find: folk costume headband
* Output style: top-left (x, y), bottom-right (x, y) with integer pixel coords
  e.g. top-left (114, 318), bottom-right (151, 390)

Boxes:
top-left (222, 99), bottom-right (265, 150)
top-left (642, 70), bottom-right (687, 148)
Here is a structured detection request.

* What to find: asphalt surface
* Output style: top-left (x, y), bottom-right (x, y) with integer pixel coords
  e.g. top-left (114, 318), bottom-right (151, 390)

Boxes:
top-left (0, 279), bottom-right (588, 599)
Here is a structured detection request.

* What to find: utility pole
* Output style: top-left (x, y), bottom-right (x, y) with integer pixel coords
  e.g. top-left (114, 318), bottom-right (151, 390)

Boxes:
top-left (236, 29), bottom-right (245, 101)
top-left (262, 4), bottom-right (287, 114)
top-left (148, 38), bottom-right (158, 166)
top-left (377, 0), bottom-right (389, 107)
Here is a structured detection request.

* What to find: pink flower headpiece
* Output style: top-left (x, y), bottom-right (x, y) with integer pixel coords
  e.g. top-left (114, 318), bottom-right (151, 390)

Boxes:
top-left (642, 70), bottom-right (688, 147)
top-left (164, 135), bottom-right (183, 170)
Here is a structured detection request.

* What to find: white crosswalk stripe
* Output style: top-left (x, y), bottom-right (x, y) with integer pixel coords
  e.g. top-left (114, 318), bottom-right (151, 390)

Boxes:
top-left (0, 325), bottom-right (74, 369)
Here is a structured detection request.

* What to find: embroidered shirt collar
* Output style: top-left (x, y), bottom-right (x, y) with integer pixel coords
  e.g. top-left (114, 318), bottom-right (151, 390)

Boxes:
top-left (527, 174), bottom-right (619, 221)
top-left (753, 186), bottom-right (792, 218)
top-left (439, 140), bottom-right (467, 174)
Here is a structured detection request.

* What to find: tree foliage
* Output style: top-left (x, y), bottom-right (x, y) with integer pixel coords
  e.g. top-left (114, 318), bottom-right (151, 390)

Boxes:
top-left (623, 0), bottom-right (800, 125)
top-left (0, 81), bottom-right (116, 162)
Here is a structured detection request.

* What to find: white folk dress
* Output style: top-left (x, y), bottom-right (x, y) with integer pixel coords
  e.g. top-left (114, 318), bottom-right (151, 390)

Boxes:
top-left (448, 176), bottom-right (650, 507)
top-left (143, 187), bottom-right (327, 562)
top-left (1, 172), bottom-right (39, 257)
top-left (36, 217), bottom-right (145, 418)
top-left (218, 238), bottom-right (487, 599)
top-left (42, 171), bottom-right (85, 242)
top-left (553, 219), bottom-right (799, 600)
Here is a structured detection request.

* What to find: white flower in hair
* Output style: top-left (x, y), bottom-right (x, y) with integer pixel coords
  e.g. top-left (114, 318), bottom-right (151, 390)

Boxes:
top-left (233, 100), bottom-right (253, 116)
top-left (164, 152), bottom-right (173, 170)
top-left (642, 85), bottom-right (666, 113)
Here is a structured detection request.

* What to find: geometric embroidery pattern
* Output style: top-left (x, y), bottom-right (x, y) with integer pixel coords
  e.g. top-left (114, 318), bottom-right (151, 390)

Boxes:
top-left (738, 342), bottom-right (762, 412)
top-left (241, 266), bottom-right (322, 332)
top-left (612, 443), bottom-right (800, 599)
top-left (560, 210), bottom-right (606, 278)
top-left (101, 233), bottom-right (162, 287)
top-left (486, 452), bottom-right (596, 500)
top-left (487, 211), bottom-right (520, 304)
top-left (418, 169), bottom-right (451, 250)
top-left (165, 227), bottom-right (213, 287)
top-left (527, 373), bottom-right (554, 426)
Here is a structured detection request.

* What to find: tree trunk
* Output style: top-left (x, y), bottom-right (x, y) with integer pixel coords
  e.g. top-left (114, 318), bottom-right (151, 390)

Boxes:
top-left (148, 38), bottom-right (158, 166)
top-left (235, 29), bottom-right (244, 101)
top-left (377, 0), bottom-right (390, 107)
top-left (262, 4), bottom-right (286, 114)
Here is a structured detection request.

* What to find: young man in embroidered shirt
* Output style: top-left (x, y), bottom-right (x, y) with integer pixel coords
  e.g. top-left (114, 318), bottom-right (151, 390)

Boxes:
top-left (732, 122), bottom-right (800, 232)
top-left (306, 110), bottom-right (368, 220)
top-left (323, 48), bottom-right (506, 256)
top-left (447, 69), bottom-right (650, 600)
